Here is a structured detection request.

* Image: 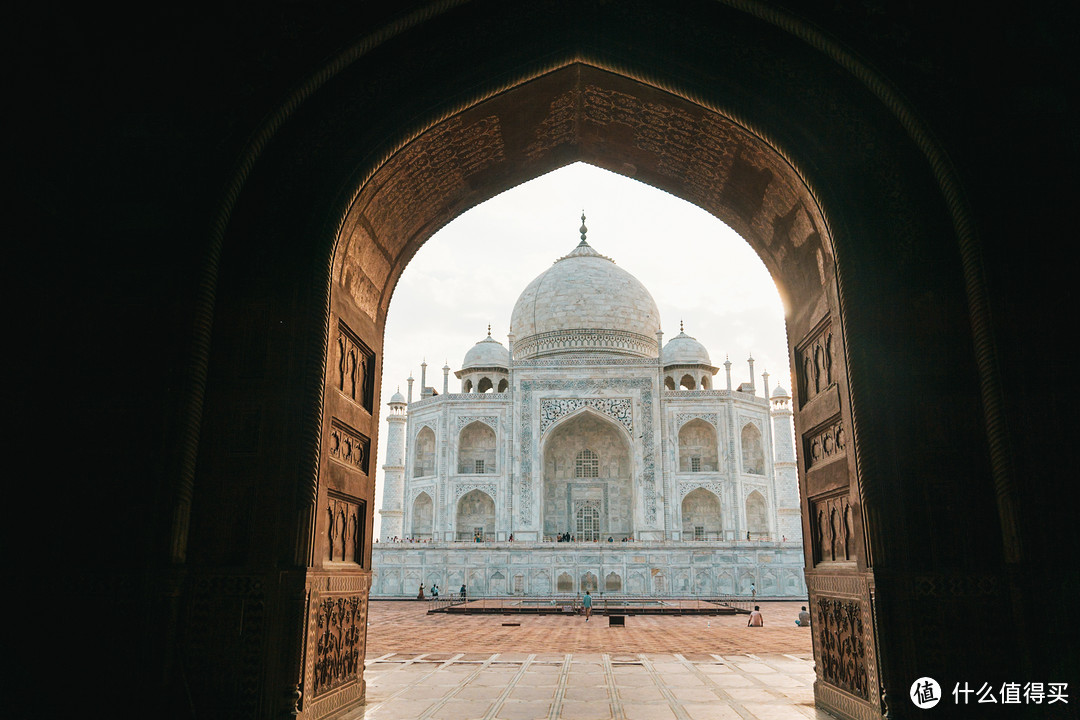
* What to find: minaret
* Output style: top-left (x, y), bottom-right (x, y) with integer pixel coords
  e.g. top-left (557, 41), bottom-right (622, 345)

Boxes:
top-left (442, 362), bottom-right (450, 395)
top-left (406, 373), bottom-right (414, 404)
top-left (747, 354), bottom-right (755, 395)
top-left (379, 388), bottom-right (408, 540)
top-left (420, 359), bottom-right (428, 397)
top-left (770, 385), bottom-right (802, 543)
top-left (724, 356), bottom-right (732, 392)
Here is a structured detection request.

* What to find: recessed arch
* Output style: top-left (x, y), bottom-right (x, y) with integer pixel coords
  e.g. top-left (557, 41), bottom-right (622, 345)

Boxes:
top-left (411, 491), bottom-right (433, 539)
top-left (540, 409), bottom-right (634, 540)
top-left (678, 419), bottom-right (719, 472)
top-left (455, 489), bottom-right (495, 541)
top-left (682, 487), bottom-right (722, 540)
top-left (740, 422), bottom-right (765, 475)
top-left (745, 490), bottom-right (768, 538)
top-left (413, 426), bottom-right (436, 478)
top-left (457, 420), bottom-right (496, 474)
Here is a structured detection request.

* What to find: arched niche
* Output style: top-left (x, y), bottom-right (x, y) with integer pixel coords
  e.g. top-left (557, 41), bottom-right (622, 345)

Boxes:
top-left (745, 490), bottom-right (768, 538)
top-left (740, 423), bottom-right (764, 475)
top-left (682, 488), bottom-right (722, 540)
top-left (413, 426), bottom-right (436, 477)
top-left (679, 374), bottom-right (696, 390)
top-left (411, 492), bottom-right (433, 539)
top-left (458, 420), bottom-right (496, 474)
top-left (678, 419), bottom-right (719, 472)
top-left (455, 489), bottom-right (495, 541)
top-left (541, 410), bottom-right (633, 539)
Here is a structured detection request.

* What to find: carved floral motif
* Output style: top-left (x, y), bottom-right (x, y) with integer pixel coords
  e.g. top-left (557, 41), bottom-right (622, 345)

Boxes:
top-left (815, 597), bottom-right (869, 700)
top-left (314, 595), bottom-right (366, 696)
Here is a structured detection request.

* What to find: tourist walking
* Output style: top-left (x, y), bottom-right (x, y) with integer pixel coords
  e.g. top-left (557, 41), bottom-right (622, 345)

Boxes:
top-left (583, 590), bottom-right (592, 622)
top-left (748, 605), bottom-right (764, 627)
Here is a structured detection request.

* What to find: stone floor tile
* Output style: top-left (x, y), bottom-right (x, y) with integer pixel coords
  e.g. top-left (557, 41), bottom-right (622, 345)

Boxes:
top-left (682, 704), bottom-right (744, 720)
top-left (507, 685), bottom-right (557, 702)
top-left (722, 687), bottom-right (779, 703)
top-left (556, 700), bottom-right (615, 720)
top-left (494, 700), bottom-right (554, 720)
top-left (666, 687), bottom-right (720, 703)
top-left (426, 699), bottom-right (494, 720)
top-left (615, 685), bottom-right (667, 702)
top-left (622, 702), bottom-right (679, 720)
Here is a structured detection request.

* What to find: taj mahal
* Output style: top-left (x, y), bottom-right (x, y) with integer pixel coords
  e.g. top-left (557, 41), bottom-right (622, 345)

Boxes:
top-left (371, 218), bottom-right (806, 598)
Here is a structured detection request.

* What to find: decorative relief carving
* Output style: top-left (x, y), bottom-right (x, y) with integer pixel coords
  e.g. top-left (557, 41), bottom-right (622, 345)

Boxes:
top-left (329, 419), bottom-right (370, 475)
top-left (679, 481), bottom-right (724, 499)
top-left (454, 482), bottom-right (497, 502)
top-left (815, 597), bottom-right (870, 701)
top-left (456, 415), bottom-right (498, 431)
top-left (663, 389), bottom-right (729, 398)
top-left (336, 322), bottom-right (375, 412)
top-left (675, 413), bottom-right (718, 430)
top-left (521, 379), bottom-right (656, 525)
top-left (409, 392), bottom-right (510, 409)
top-left (805, 417), bottom-right (846, 468)
top-left (797, 318), bottom-right (834, 404)
top-left (326, 494), bottom-right (364, 565)
top-left (314, 594), bottom-right (367, 697)
top-left (540, 398), bottom-right (633, 436)
top-left (811, 491), bottom-right (856, 564)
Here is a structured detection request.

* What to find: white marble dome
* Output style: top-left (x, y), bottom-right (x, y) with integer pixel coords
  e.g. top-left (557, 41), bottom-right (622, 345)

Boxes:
top-left (462, 334), bottom-right (510, 369)
top-left (662, 329), bottom-right (711, 366)
top-left (389, 389), bottom-right (406, 404)
top-left (510, 236), bottom-right (661, 359)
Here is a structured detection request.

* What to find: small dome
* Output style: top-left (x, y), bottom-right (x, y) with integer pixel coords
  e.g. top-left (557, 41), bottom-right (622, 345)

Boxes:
top-left (462, 334), bottom-right (509, 370)
top-left (389, 389), bottom-right (406, 404)
top-left (662, 330), bottom-right (711, 367)
top-left (771, 385), bottom-right (790, 398)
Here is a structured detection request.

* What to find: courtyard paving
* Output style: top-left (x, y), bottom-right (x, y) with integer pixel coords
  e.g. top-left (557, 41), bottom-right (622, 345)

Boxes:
top-left (347, 601), bottom-right (831, 720)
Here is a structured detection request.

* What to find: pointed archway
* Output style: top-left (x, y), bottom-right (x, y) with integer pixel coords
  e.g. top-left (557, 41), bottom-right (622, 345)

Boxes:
top-left (177, 5), bottom-right (1016, 719)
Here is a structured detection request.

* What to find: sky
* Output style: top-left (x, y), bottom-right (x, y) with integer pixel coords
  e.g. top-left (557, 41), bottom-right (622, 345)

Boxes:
top-left (373, 162), bottom-right (791, 540)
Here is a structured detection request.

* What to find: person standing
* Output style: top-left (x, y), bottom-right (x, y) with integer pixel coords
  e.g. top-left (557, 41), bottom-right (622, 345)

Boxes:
top-left (460, 583), bottom-right (467, 600)
top-left (583, 590), bottom-right (593, 622)
top-left (748, 605), bottom-right (764, 627)
top-left (417, 583), bottom-right (425, 600)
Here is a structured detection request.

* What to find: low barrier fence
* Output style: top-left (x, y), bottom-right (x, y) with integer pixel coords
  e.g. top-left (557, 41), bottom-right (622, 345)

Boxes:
top-left (423, 593), bottom-right (758, 615)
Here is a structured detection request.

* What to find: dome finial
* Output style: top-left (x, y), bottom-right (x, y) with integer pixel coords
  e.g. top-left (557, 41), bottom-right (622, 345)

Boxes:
top-left (487, 323), bottom-right (491, 337)
top-left (680, 319), bottom-right (684, 333)
top-left (579, 211), bottom-right (588, 243)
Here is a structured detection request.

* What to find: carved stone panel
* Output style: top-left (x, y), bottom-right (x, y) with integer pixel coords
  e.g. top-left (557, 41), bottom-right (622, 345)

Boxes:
top-left (805, 416), bottom-right (847, 470)
top-left (314, 595), bottom-right (366, 697)
top-left (816, 597), bottom-right (870, 700)
top-left (326, 493), bottom-right (365, 565)
top-left (810, 489), bottom-right (856, 565)
top-left (796, 317), bottom-right (835, 405)
top-left (329, 419), bottom-right (370, 475)
top-left (336, 321), bottom-right (375, 412)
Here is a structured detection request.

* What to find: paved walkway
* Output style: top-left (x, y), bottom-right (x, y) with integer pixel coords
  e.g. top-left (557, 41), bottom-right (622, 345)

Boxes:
top-left (349, 601), bottom-right (828, 720)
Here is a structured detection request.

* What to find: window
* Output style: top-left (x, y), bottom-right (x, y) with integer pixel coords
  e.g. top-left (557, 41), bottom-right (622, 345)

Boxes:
top-left (475, 459), bottom-right (485, 474)
top-left (575, 505), bottom-right (600, 541)
top-left (694, 525), bottom-right (704, 541)
top-left (575, 449), bottom-right (599, 478)
top-left (690, 456), bottom-right (701, 472)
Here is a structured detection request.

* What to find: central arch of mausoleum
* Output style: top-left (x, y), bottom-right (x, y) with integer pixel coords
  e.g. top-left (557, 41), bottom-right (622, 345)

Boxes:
top-left (542, 410), bottom-right (635, 540)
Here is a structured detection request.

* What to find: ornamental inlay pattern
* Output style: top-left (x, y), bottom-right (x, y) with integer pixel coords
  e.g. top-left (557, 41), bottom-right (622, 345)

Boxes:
top-left (675, 413), bottom-right (719, 430)
top-left (539, 398), bottom-right (633, 436)
top-left (456, 415), bottom-right (498, 432)
top-left (521, 378), bottom-right (656, 525)
top-left (680, 481), bottom-right (725, 500)
top-left (515, 328), bottom-right (658, 359)
top-left (454, 482), bottom-right (497, 502)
